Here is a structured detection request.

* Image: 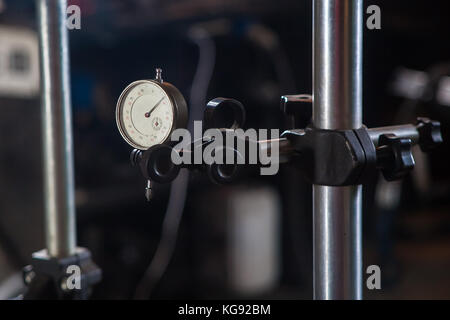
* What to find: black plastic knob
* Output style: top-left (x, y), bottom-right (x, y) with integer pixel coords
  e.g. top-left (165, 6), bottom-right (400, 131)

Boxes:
top-left (205, 147), bottom-right (243, 184)
top-left (416, 117), bottom-right (443, 152)
top-left (376, 134), bottom-right (415, 181)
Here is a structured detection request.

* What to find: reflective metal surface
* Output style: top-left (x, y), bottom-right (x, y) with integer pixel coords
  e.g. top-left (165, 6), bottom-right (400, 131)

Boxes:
top-left (312, 0), bottom-right (363, 300)
top-left (37, 0), bottom-right (76, 257)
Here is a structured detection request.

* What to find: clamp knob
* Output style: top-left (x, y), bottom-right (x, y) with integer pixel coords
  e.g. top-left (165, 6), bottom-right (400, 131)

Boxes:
top-left (376, 134), bottom-right (415, 181)
top-left (417, 117), bottom-right (443, 152)
top-left (280, 94), bottom-right (312, 129)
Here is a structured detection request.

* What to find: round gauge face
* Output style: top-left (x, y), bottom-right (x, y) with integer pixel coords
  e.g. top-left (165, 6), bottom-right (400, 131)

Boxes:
top-left (116, 80), bottom-right (175, 150)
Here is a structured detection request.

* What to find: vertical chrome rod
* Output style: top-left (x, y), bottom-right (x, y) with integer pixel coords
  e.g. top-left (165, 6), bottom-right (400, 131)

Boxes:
top-left (37, 0), bottom-right (76, 257)
top-left (312, 0), bottom-right (363, 299)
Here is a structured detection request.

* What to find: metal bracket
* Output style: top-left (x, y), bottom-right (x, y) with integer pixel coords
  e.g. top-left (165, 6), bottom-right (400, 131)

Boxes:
top-left (23, 248), bottom-right (101, 300)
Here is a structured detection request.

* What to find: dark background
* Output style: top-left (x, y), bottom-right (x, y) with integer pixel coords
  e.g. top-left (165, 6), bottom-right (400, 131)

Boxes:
top-left (0, 0), bottom-right (449, 299)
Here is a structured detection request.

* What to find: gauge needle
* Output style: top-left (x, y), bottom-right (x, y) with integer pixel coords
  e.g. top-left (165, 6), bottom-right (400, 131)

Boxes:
top-left (144, 96), bottom-right (165, 118)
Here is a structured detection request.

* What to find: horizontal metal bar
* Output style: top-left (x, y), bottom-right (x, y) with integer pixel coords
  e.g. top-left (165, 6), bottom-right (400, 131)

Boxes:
top-left (367, 124), bottom-right (419, 147)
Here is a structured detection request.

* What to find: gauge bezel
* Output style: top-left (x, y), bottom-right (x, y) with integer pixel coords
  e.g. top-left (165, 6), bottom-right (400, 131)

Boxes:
top-left (116, 79), bottom-right (188, 150)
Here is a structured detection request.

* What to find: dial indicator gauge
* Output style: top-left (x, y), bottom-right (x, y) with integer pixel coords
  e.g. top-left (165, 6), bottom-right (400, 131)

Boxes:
top-left (116, 80), bottom-right (187, 150)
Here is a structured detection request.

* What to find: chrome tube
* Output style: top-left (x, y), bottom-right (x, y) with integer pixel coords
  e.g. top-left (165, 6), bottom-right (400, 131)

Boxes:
top-left (368, 124), bottom-right (419, 147)
top-left (37, 0), bottom-right (76, 257)
top-left (312, 0), bottom-right (363, 299)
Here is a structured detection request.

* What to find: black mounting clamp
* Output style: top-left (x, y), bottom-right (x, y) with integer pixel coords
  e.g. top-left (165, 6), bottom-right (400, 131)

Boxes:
top-left (22, 248), bottom-right (101, 300)
top-left (132, 98), bottom-right (248, 187)
top-left (204, 97), bottom-right (246, 130)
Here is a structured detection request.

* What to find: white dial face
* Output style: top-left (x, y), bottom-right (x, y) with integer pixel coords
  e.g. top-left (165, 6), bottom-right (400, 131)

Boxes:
top-left (117, 81), bottom-right (175, 149)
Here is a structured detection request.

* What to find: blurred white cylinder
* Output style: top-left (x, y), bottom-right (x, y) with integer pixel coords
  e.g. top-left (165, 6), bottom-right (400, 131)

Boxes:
top-left (227, 186), bottom-right (281, 295)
